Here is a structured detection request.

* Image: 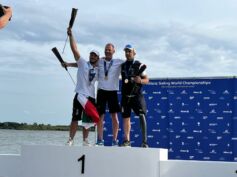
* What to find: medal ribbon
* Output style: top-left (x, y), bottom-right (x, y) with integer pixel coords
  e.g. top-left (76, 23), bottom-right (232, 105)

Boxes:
top-left (124, 60), bottom-right (135, 80)
top-left (88, 62), bottom-right (96, 83)
top-left (104, 60), bottom-right (113, 78)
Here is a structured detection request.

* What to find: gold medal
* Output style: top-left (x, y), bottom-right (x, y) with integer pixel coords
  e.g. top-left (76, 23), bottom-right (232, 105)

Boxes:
top-left (124, 79), bottom-right (129, 84)
top-left (104, 76), bottom-right (108, 80)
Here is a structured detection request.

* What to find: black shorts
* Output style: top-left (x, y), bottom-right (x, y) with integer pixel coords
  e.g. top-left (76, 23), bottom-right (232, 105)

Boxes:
top-left (96, 89), bottom-right (120, 115)
top-left (121, 94), bottom-right (147, 118)
top-left (72, 93), bottom-right (96, 121)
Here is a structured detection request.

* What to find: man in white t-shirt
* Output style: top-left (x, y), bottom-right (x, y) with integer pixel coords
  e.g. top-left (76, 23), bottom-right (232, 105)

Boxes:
top-left (96, 43), bottom-right (124, 146)
top-left (63, 28), bottom-right (100, 146)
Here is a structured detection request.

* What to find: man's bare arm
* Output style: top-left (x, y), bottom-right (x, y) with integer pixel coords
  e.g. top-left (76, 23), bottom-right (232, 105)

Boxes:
top-left (134, 75), bottom-right (149, 85)
top-left (61, 62), bottom-right (77, 68)
top-left (67, 28), bottom-right (80, 61)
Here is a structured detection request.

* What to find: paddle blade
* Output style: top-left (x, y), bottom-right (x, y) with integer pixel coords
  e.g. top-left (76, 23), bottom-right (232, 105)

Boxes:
top-left (51, 47), bottom-right (67, 70)
top-left (52, 47), bottom-right (64, 63)
top-left (138, 64), bottom-right (146, 75)
top-left (69, 8), bottom-right (78, 28)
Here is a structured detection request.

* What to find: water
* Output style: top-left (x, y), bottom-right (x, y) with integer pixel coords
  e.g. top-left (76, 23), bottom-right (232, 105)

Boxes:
top-left (0, 129), bottom-right (96, 154)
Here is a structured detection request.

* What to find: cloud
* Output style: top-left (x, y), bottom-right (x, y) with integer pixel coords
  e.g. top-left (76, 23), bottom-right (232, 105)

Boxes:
top-left (1, 0), bottom-right (237, 124)
top-left (2, 14), bottom-right (237, 78)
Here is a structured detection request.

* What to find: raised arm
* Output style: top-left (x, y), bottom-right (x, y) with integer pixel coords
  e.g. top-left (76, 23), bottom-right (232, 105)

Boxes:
top-left (0, 6), bottom-right (12, 29)
top-left (61, 62), bottom-right (77, 68)
top-left (67, 28), bottom-right (80, 61)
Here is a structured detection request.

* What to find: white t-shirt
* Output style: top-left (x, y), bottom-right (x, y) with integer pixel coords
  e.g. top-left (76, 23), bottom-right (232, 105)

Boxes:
top-left (98, 58), bottom-right (124, 91)
top-left (75, 57), bottom-right (98, 98)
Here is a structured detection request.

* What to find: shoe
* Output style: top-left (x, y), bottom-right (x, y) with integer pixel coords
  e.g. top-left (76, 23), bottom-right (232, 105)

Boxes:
top-left (141, 142), bottom-right (149, 148)
top-left (83, 139), bottom-right (92, 147)
top-left (112, 140), bottom-right (119, 146)
top-left (120, 140), bottom-right (131, 147)
top-left (95, 139), bottom-right (104, 146)
top-left (66, 138), bottom-right (74, 146)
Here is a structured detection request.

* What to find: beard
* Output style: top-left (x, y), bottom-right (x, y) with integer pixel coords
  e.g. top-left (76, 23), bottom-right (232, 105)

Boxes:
top-left (90, 60), bottom-right (98, 65)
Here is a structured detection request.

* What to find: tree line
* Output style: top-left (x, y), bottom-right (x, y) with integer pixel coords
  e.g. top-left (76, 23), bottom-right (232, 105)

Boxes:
top-left (0, 122), bottom-right (71, 131)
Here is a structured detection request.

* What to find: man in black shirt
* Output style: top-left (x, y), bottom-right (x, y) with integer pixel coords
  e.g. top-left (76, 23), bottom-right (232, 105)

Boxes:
top-left (120, 44), bottom-right (149, 147)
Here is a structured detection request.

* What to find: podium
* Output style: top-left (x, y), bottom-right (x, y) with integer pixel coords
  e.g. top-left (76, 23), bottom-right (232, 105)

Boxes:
top-left (1, 145), bottom-right (237, 177)
top-left (0, 145), bottom-right (167, 177)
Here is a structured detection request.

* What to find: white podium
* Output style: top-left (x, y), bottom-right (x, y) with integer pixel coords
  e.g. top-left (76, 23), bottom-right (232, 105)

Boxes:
top-left (1, 145), bottom-right (237, 177)
top-left (0, 145), bottom-right (167, 177)
top-left (22, 145), bottom-right (167, 177)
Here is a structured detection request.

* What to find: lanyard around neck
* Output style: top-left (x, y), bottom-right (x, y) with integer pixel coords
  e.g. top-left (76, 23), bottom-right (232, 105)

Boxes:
top-left (104, 60), bottom-right (113, 77)
top-left (88, 62), bottom-right (96, 83)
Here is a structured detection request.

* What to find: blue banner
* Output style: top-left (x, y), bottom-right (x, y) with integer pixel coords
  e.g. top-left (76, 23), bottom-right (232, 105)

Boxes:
top-left (103, 77), bottom-right (237, 162)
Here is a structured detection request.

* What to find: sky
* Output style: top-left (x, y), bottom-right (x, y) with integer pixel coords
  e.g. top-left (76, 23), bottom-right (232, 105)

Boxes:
top-left (0, 0), bottom-right (237, 125)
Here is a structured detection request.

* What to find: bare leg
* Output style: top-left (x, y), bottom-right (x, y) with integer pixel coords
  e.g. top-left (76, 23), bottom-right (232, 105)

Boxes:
top-left (97, 114), bottom-right (104, 141)
top-left (111, 113), bottom-right (119, 141)
top-left (123, 117), bottom-right (131, 141)
top-left (66, 120), bottom-right (78, 146)
top-left (69, 120), bottom-right (78, 140)
top-left (83, 127), bottom-right (89, 141)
